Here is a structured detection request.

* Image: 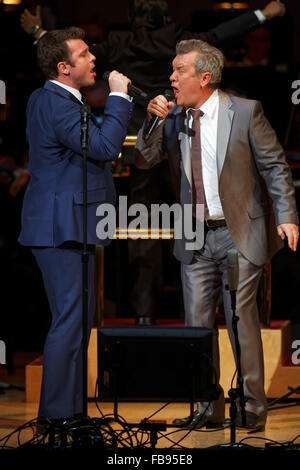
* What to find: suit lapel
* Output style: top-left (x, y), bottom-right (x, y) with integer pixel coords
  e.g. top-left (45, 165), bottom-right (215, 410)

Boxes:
top-left (44, 80), bottom-right (99, 127)
top-left (217, 90), bottom-right (234, 179)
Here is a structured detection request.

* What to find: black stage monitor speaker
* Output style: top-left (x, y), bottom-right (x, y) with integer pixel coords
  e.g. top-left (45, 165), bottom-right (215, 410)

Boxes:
top-left (98, 326), bottom-right (217, 401)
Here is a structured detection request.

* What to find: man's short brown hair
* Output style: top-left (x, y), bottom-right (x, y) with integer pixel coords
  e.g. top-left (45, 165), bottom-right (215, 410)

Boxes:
top-left (37, 27), bottom-right (85, 80)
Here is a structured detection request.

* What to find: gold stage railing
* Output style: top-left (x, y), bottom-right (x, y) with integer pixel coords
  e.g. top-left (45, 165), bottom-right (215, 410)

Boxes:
top-left (113, 228), bottom-right (174, 239)
top-left (121, 135), bottom-right (137, 147)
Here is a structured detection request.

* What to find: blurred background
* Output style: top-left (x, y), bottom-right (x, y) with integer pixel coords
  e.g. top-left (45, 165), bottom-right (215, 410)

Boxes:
top-left (0, 0), bottom-right (300, 366)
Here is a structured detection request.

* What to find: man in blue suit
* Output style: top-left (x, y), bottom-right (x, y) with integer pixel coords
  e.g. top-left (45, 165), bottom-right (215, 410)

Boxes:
top-left (18, 27), bottom-right (134, 422)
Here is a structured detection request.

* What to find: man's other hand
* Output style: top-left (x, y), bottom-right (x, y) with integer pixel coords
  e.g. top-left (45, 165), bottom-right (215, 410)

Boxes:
top-left (262, 1), bottom-right (286, 20)
top-left (277, 223), bottom-right (299, 252)
top-left (21, 5), bottom-right (42, 34)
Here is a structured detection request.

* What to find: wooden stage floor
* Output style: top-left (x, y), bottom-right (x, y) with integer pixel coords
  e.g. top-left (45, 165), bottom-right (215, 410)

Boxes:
top-left (1, 353), bottom-right (300, 453)
top-left (1, 394), bottom-right (300, 451)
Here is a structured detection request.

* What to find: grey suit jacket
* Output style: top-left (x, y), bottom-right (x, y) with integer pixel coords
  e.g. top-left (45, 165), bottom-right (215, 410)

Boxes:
top-left (134, 91), bottom-right (298, 266)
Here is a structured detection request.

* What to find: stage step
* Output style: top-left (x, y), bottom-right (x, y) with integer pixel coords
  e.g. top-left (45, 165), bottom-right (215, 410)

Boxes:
top-left (25, 320), bottom-right (299, 402)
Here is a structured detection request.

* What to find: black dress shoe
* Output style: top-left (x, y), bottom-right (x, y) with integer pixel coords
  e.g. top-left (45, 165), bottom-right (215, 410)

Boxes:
top-left (135, 316), bottom-right (153, 326)
top-left (173, 410), bottom-right (224, 429)
top-left (235, 411), bottom-right (265, 431)
top-left (225, 411), bottom-right (265, 431)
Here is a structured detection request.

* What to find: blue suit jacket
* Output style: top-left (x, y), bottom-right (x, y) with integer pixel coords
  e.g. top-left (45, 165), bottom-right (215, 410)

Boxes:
top-left (19, 80), bottom-right (133, 247)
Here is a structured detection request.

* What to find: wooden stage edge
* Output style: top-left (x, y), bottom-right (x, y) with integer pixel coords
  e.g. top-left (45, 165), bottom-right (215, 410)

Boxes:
top-left (25, 320), bottom-right (300, 403)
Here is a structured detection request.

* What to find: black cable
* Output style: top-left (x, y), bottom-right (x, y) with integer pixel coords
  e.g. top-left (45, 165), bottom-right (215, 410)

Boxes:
top-left (156, 430), bottom-right (189, 449)
top-left (290, 432), bottom-right (300, 444)
top-left (187, 420), bottom-right (233, 433)
top-left (0, 417), bottom-right (37, 448)
top-left (238, 435), bottom-right (290, 448)
top-left (230, 366), bottom-right (238, 389)
top-left (143, 401), bottom-right (172, 421)
top-left (94, 379), bottom-right (107, 419)
top-left (2, 392), bottom-right (299, 451)
top-left (94, 379), bottom-right (133, 448)
top-left (1, 418), bottom-right (299, 450)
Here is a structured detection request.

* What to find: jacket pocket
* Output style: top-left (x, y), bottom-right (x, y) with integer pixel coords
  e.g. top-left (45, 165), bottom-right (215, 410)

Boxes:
top-left (247, 203), bottom-right (270, 219)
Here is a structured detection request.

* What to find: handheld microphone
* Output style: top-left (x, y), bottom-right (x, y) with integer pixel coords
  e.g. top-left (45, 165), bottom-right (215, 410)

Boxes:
top-left (143, 89), bottom-right (174, 140)
top-left (80, 99), bottom-right (91, 150)
top-left (103, 71), bottom-right (148, 99)
top-left (227, 249), bottom-right (239, 291)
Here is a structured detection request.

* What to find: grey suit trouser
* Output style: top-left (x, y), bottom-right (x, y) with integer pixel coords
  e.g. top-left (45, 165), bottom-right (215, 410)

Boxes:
top-left (181, 226), bottom-right (267, 422)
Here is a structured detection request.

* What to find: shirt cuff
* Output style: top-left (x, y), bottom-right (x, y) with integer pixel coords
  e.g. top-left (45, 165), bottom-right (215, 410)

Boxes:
top-left (254, 9), bottom-right (266, 24)
top-left (33, 30), bottom-right (47, 45)
top-left (109, 92), bottom-right (133, 103)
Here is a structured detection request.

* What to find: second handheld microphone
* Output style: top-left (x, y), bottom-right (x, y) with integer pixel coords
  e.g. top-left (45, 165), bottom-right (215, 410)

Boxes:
top-left (143, 89), bottom-right (174, 140)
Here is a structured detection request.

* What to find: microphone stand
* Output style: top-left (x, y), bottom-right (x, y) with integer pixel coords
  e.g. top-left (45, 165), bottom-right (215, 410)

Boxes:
top-left (227, 285), bottom-right (247, 444)
top-left (216, 250), bottom-right (250, 450)
top-left (80, 98), bottom-right (91, 418)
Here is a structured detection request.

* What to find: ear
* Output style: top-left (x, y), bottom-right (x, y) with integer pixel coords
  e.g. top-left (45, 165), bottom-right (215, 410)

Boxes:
top-left (200, 71), bottom-right (212, 88)
top-left (57, 61), bottom-right (71, 77)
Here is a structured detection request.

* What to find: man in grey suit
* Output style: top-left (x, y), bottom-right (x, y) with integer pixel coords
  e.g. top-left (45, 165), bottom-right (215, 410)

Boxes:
top-left (134, 39), bottom-right (299, 430)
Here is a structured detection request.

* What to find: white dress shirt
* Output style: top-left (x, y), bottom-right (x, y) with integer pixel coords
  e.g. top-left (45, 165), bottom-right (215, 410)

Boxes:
top-left (49, 80), bottom-right (132, 103)
top-left (50, 79), bottom-right (83, 102)
top-left (187, 89), bottom-right (224, 220)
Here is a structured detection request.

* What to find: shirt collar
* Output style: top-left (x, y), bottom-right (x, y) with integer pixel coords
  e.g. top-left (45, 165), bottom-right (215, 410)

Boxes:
top-left (49, 80), bottom-right (82, 103)
top-left (186, 88), bottom-right (219, 119)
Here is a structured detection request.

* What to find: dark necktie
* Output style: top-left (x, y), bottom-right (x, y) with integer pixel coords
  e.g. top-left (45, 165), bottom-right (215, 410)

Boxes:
top-left (189, 109), bottom-right (206, 215)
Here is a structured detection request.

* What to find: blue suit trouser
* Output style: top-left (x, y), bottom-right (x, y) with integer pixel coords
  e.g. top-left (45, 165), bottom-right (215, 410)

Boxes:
top-left (32, 244), bottom-right (95, 419)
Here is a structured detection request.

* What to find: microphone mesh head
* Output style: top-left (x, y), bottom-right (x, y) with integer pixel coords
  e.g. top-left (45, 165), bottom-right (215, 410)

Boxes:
top-left (103, 71), bottom-right (111, 81)
top-left (163, 89), bottom-right (174, 101)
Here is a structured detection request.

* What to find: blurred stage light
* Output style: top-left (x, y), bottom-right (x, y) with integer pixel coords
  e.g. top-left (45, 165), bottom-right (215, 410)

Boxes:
top-left (1, 0), bottom-right (22, 5)
top-left (214, 2), bottom-right (249, 10)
